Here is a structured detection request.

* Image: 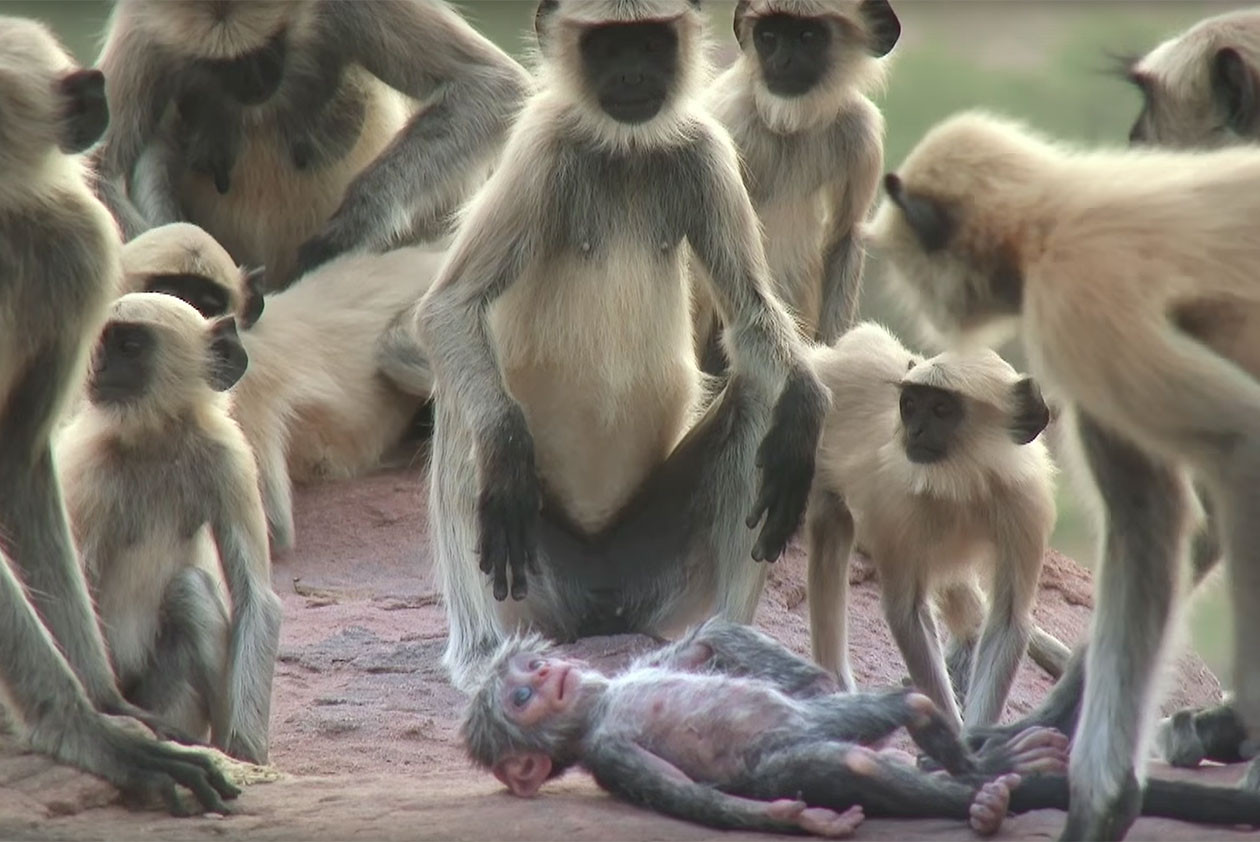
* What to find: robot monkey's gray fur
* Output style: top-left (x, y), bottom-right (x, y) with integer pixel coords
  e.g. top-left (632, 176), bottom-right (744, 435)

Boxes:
top-left (413, 0), bottom-right (829, 691)
top-left (58, 293), bottom-right (283, 765)
top-left (93, 0), bottom-right (532, 287)
top-left (0, 16), bottom-right (240, 813)
top-left (694, 0), bottom-right (899, 371)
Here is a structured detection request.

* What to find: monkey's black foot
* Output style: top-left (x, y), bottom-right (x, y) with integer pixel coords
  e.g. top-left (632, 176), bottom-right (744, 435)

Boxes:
top-left (977, 726), bottom-right (1069, 776)
top-left (101, 700), bottom-right (202, 747)
top-left (1156, 711), bottom-right (1205, 768)
top-left (1058, 772), bottom-right (1141, 842)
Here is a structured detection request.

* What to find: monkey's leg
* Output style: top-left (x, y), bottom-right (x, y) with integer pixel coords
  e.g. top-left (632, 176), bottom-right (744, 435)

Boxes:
top-left (127, 568), bottom-right (230, 745)
top-left (964, 568), bottom-right (1034, 730)
top-left (0, 550), bottom-right (239, 814)
top-left (817, 231), bottom-right (864, 345)
top-left (936, 582), bottom-right (985, 705)
top-left (806, 489), bottom-right (857, 690)
top-left (1059, 414), bottom-right (1188, 842)
top-left (252, 422), bottom-right (296, 553)
top-left (376, 314), bottom-right (435, 397)
top-left (879, 564), bottom-right (964, 730)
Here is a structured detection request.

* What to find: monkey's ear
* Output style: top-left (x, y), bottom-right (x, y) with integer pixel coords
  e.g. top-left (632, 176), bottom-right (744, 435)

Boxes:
top-left (1008, 377), bottom-right (1050, 444)
top-left (733, 0), bottom-right (751, 46)
top-left (492, 753), bottom-right (553, 798)
top-left (1211, 47), bottom-right (1258, 135)
top-left (240, 266), bottom-right (267, 329)
top-left (208, 315), bottom-right (249, 391)
top-left (57, 68), bottom-right (109, 153)
top-left (534, 0), bottom-right (559, 45)
top-left (859, 0), bottom-right (901, 58)
top-left (883, 173), bottom-right (953, 252)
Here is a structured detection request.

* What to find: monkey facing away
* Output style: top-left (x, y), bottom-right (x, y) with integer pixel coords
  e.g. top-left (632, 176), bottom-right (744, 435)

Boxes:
top-left (462, 618), bottom-right (1260, 837)
top-left (57, 293), bottom-right (284, 765)
top-left (413, 0), bottom-right (830, 692)
top-left (806, 322), bottom-right (1069, 731)
top-left (0, 15), bottom-right (240, 812)
top-left (93, 0), bottom-right (532, 287)
top-left (866, 109), bottom-right (1260, 840)
top-left (120, 223), bottom-right (443, 552)
top-left (1124, 8), bottom-right (1260, 148)
top-left (693, 0), bottom-right (898, 370)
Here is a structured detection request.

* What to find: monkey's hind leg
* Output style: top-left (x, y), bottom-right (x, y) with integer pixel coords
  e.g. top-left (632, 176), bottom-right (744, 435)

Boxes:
top-left (806, 490), bottom-right (857, 690)
top-left (126, 568), bottom-right (230, 745)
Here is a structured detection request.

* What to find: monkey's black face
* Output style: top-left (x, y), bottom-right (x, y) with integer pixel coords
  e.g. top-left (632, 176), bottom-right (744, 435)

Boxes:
top-left (89, 322), bottom-right (155, 405)
top-left (752, 14), bottom-right (831, 97)
top-left (205, 30), bottom-right (287, 106)
top-left (145, 273), bottom-right (232, 319)
top-left (579, 21), bottom-right (679, 124)
top-left (899, 384), bottom-right (963, 464)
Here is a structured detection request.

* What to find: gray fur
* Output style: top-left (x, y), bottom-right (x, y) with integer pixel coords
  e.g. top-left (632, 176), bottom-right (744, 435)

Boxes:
top-left (93, 0), bottom-right (531, 287)
top-left (414, 0), bottom-right (826, 691)
top-left (0, 16), bottom-right (238, 812)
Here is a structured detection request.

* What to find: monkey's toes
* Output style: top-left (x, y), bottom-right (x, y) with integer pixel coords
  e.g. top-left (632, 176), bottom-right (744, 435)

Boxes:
top-left (798, 805), bottom-right (864, 838)
top-left (1006, 727), bottom-right (1069, 773)
top-left (970, 773), bottom-right (1019, 837)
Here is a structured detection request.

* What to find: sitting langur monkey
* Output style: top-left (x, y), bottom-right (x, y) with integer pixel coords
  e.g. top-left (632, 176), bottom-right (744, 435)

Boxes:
top-left (0, 16), bottom-right (240, 812)
top-left (93, 0), bottom-right (532, 287)
top-left (57, 294), bottom-right (284, 765)
top-left (866, 110), bottom-right (1260, 840)
top-left (693, 0), bottom-right (899, 370)
top-left (118, 223), bottom-right (443, 552)
top-left (806, 322), bottom-right (1069, 730)
top-left (462, 618), bottom-right (1260, 837)
top-left (413, 0), bottom-right (831, 691)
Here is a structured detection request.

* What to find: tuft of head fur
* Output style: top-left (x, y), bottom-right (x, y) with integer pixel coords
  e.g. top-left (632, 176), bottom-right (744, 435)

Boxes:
top-left (1130, 9), bottom-right (1260, 148)
top-left (532, 0), bottom-right (712, 150)
top-left (122, 0), bottom-right (294, 60)
top-left (734, 0), bottom-right (894, 133)
top-left (120, 222), bottom-right (246, 307)
top-left (0, 17), bottom-right (84, 175)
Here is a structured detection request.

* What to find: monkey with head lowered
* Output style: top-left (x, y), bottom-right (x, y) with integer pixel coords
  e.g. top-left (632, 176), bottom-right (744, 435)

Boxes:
top-left (57, 293), bottom-right (284, 765)
top-left (120, 223), bottom-right (442, 552)
top-left (692, 0), bottom-right (899, 371)
top-left (1124, 8), bottom-right (1260, 148)
top-left (866, 109), bottom-right (1260, 840)
top-left (806, 322), bottom-right (1069, 731)
top-left (412, 0), bottom-right (831, 692)
top-left (462, 617), bottom-right (1260, 837)
top-left (0, 15), bottom-right (240, 812)
top-left (93, 0), bottom-right (532, 287)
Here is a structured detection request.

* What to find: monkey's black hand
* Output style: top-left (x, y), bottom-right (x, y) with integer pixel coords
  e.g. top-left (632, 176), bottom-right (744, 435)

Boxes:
top-left (476, 410), bottom-right (541, 601)
top-left (745, 367), bottom-right (829, 562)
top-left (292, 222), bottom-right (358, 285)
top-left (96, 716), bottom-right (242, 816)
top-left (100, 698), bottom-right (204, 747)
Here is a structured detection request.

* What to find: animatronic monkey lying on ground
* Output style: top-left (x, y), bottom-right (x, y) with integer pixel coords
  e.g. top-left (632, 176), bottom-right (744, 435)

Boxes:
top-left (462, 619), bottom-right (1260, 837)
top-left (807, 322), bottom-right (1069, 730)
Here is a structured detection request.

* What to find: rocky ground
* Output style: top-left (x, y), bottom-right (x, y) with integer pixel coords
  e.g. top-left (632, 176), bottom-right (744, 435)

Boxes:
top-left (0, 460), bottom-right (1247, 841)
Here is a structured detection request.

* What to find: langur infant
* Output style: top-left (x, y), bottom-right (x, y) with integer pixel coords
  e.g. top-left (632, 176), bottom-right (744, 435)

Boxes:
top-left (119, 223), bottom-right (442, 552)
top-left (58, 293), bottom-right (283, 764)
top-left (463, 618), bottom-right (1260, 836)
top-left (806, 322), bottom-right (1067, 731)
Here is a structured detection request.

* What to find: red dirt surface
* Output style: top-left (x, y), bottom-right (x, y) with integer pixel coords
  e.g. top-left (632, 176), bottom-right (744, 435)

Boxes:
top-left (0, 460), bottom-right (1245, 841)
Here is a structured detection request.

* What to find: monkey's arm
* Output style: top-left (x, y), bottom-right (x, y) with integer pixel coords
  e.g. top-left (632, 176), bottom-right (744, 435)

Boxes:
top-left (684, 128), bottom-right (831, 564)
top-left (644, 619), bottom-right (840, 698)
top-left (585, 738), bottom-right (812, 834)
top-left (210, 452), bottom-right (283, 764)
top-left (817, 103), bottom-right (883, 345)
top-left (412, 152), bottom-right (543, 602)
top-left (291, 0), bottom-right (532, 280)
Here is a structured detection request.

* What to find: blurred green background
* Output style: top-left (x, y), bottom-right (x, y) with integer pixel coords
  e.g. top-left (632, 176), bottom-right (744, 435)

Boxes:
top-left (9, 0), bottom-right (1245, 682)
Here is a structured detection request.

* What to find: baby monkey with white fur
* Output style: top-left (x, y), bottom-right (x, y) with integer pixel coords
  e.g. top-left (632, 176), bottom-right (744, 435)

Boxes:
top-left (58, 293), bottom-right (283, 764)
top-left (694, 0), bottom-right (898, 368)
top-left (462, 618), bottom-right (1260, 836)
top-left (806, 323), bottom-right (1067, 731)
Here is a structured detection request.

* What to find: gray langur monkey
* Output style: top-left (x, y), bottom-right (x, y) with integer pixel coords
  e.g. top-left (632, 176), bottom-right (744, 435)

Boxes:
top-left (412, 0), bottom-right (831, 692)
top-left (693, 0), bottom-right (899, 371)
top-left (92, 0), bottom-right (532, 288)
top-left (805, 322), bottom-right (1068, 732)
top-left (118, 223), bottom-right (443, 553)
top-left (865, 109), bottom-right (1260, 840)
top-left (0, 16), bottom-right (239, 813)
top-left (1124, 8), bottom-right (1260, 148)
top-left (57, 293), bottom-right (284, 765)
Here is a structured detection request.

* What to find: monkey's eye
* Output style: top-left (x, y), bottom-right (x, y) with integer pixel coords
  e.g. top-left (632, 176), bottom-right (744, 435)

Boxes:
top-left (120, 336), bottom-right (143, 356)
top-left (932, 401), bottom-right (953, 418)
top-left (527, 659), bottom-right (543, 671)
top-left (759, 29), bottom-right (776, 44)
top-left (800, 29), bottom-right (815, 43)
top-left (900, 395), bottom-right (915, 414)
top-left (511, 686), bottom-right (533, 708)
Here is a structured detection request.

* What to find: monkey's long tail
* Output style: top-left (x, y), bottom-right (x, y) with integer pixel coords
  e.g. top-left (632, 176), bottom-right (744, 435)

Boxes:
top-left (1010, 774), bottom-right (1260, 826)
top-left (1028, 625), bottom-right (1071, 679)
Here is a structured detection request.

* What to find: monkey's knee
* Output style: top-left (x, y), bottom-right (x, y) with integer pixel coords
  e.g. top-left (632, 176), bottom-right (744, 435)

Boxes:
top-left (843, 745), bottom-right (882, 776)
top-left (904, 692), bottom-right (939, 726)
top-left (1156, 711), bottom-right (1206, 768)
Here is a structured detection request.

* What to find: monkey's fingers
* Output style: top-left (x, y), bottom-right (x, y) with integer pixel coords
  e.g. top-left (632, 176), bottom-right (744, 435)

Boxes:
top-left (797, 805), bottom-right (864, 838)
